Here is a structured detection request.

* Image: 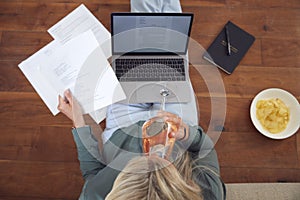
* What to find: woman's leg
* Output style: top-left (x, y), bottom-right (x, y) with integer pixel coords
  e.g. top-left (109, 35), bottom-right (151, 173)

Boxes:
top-left (103, 103), bottom-right (154, 142)
top-left (131, 0), bottom-right (182, 12)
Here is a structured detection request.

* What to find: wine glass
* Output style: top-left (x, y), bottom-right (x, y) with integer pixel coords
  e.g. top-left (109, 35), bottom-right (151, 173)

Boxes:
top-left (142, 88), bottom-right (177, 159)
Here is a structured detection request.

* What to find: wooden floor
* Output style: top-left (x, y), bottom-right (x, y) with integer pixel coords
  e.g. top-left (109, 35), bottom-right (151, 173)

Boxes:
top-left (1, 0), bottom-right (300, 199)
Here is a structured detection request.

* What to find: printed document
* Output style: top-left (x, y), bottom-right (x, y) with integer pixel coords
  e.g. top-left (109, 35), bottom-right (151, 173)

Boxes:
top-left (48, 4), bottom-right (111, 58)
top-left (18, 4), bottom-right (125, 123)
top-left (19, 31), bottom-right (125, 123)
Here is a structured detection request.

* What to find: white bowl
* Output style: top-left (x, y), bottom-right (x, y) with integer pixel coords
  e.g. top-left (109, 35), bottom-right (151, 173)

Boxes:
top-left (250, 88), bottom-right (300, 139)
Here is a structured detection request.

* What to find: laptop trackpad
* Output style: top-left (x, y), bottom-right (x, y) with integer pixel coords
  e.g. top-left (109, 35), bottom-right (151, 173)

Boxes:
top-left (136, 83), bottom-right (166, 103)
top-left (121, 82), bottom-right (138, 103)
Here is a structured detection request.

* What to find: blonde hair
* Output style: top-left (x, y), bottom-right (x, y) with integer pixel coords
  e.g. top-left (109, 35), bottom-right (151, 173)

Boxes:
top-left (106, 152), bottom-right (202, 200)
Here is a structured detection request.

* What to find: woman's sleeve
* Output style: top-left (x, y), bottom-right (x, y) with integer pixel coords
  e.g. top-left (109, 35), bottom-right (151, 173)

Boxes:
top-left (72, 126), bottom-right (106, 180)
top-left (182, 126), bottom-right (226, 200)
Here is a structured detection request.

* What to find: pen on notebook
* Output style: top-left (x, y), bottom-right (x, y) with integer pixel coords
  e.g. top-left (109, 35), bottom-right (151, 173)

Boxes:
top-left (225, 25), bottom-right (231, 56)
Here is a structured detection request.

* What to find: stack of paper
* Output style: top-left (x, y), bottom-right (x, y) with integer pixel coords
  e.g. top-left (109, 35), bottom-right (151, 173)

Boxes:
top-left (18, 4), bottom-right (126, 123)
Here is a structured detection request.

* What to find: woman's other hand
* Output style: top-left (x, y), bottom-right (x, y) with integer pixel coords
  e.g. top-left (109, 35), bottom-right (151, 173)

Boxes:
top-left (57, 89), bottom-right (85, 128)
top-left (157, 111), bottom-right (189, 141)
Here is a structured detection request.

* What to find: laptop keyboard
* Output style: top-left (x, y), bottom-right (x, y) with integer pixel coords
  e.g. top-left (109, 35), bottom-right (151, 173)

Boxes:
top-left (115, 58), bottom-right (186, 82)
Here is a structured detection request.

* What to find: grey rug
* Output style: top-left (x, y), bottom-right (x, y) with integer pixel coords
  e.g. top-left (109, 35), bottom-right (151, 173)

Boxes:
top-left (226, 183), bottom-right (300, 200)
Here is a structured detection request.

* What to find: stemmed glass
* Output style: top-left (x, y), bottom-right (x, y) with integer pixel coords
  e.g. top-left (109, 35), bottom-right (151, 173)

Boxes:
top-left (142, 89), bottom-right (177, 159)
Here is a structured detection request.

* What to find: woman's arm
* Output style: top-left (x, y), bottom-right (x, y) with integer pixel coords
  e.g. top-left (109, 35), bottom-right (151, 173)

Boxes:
top-left (182, 126), bottom-right (220, 173)
top-left (155, 110), bottom-right (221, 174)
top-left (58, 90), bottom-right (105, 180)
top-left (184, 126), bottom-right (226, 200)
top-left (72, 126), bottom-right (106, 180)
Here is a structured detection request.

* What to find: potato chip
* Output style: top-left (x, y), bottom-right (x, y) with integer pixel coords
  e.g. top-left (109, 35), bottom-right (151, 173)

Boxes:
top-left (256, 98), bottom-right (290, 133)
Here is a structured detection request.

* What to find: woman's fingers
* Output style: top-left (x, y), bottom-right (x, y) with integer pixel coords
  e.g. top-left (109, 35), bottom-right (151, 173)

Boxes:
top-left (157, 111), bottom-right (182, 124)
top-left (157, 110), bottom-right (178, 118)
top-left (58, 95), bottom-right (68, 112)
top-left (157, 110), bottom-right (188, 140)
top-left (57, 89), bottom-right (85, 127)
top-left (64, 89), bottom-right (73, 105)
top-left (57, 90), bottom-right (74, 121)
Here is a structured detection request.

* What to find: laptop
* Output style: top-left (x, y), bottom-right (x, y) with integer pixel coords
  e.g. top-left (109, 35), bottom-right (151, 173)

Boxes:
top-left (111, 13), bottom-right (194, 103)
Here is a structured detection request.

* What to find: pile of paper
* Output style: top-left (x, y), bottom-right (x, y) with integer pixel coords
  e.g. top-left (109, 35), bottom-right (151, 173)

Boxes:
top-left (18, 4), bottom-right (126, 123)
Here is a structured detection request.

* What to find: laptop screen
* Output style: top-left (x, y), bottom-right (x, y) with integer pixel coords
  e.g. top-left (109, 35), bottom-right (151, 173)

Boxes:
top-left (111, 13), bottom-right (193, 55)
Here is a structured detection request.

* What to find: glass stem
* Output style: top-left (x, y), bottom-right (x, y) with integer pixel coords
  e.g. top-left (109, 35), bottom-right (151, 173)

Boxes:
top-left (161, 95), bottom-right (166, 111)
top-left (160, 89), bottom-right (169, 111)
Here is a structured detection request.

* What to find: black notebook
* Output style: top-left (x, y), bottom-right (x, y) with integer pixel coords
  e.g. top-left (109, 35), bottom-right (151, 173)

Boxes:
top-left (203, 21), bottom-right (255, 74)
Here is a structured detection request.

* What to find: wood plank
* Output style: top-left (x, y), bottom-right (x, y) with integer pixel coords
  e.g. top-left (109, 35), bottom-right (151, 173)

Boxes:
top-left (0, 160), bottom-right (83, 199)
top-left (182, 0), bottom-right (226, 7)
top-left (0, 2), bottom-right (128, 32)
top-left (297, 133), bottom-right (300, 167)
top-left (0, 5), bottom-right (296, 64)
top-left (0, 61), bottom-right (35, 92)
top-left (224, 66), bottom-right (300, 96)
top-left (220, 167), bottom-right (300, 183)
top-left (215, 131), bottom-right (298, 168)
top-left (239, 38), bottom-right (262, 66)
top-left (187, 7), bottom-right (300, 39)
top-left (213, 98), bottom-right (254, 133)
top-left (0, 0), bottom-right (226, 7)
top-left (196, 97), bottom-right (226, 133)
top-left (0, 2), bottom-right (83, 31)
top-left (224, 66), bottom-right (300, 95)
top-left (0, 125), bottom-right (79, 162)
top-left (0, 92), bottom-right (107, 128)
top-left (226, 0), bottom-right (300, 9)
top-left (0, 3), bottom-right (299, 40)
top-left (0, 0), bottom-right (130, 5)
top-left (0, 45), bottom-right (41, 62)
top-left (0, 197), bottom-right (62, 200)
top-left (262, 38), bottom-right (300, 67)
top-left (190, 65), bottom-right (300, 97)
top-left (0, 31), bottom-right (52, 47)
top-left (0, 31), bottom-right (52, 61)
top-left (0, 92), bottom-right (71, 126)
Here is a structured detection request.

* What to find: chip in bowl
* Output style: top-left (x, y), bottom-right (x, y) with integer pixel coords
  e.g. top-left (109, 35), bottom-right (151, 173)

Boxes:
top-left (256, 98), bottom-right (289, 133)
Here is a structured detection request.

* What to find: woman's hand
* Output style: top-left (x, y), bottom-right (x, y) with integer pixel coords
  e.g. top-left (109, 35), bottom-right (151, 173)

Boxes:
top-left (157, 110), bottom-right (189, 141)
top-left (57, 89), bottom-right (85, 128)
